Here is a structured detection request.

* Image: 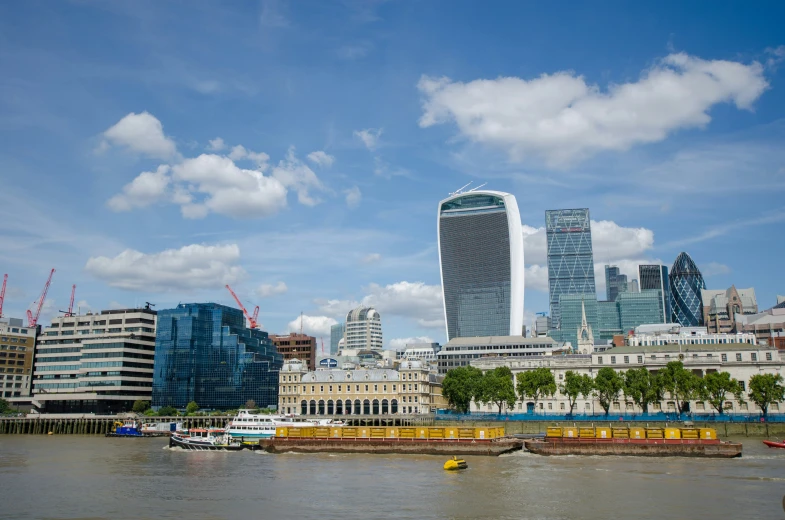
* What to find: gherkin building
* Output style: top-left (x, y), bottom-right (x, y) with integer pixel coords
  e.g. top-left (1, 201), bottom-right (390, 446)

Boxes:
top-left (669, 252), bottom-right (706, 326)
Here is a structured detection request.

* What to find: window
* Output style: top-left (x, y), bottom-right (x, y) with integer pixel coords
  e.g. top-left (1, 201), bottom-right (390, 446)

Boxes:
top-left (751, 353), bottom-right (757, 362)
top-left (637, 355), bottom-right (643, 363)
top-left (547, 403), bottom-right (552, 410)
top-left (329, 385), bottom-right (333, 392)
top-left (721, 354), bottom-right (727, 362)
top-left (766, 352), bottom-right (773, 361)
top-left (374, 384), bottom-right (378, 392)
top-left (560, 402), bottom-right (565, 410)
top-left (597, 356), bottom-right (603, 364)
top-left (623, 356), bottom-right (629, 364)
top-left (558, 373), bottom-right (563, 380)
top-left (611, 356), bottom-right (616, 364)
top-left (392, 385), bottom-right (396, 392)
top-left (739, 380), bottom-right (745, 391)
top-left (383, 385), bottom-right (387, 392)
top-left (338, 385), bottom-right (342, 392)
top-left (364, 384), bottom-right (368, 392)
top-left (355, 385), bottom-right (359, 392)
top-left (736, 353), bottom-right (742, 362)
top-left (692, 353), bottom-right (698, 359)
top-left (320, 385), bottom-right (324, 393)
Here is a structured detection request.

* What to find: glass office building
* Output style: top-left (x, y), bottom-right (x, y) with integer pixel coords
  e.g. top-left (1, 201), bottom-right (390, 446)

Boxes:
top-left (638, 264), bottom-right (672, 324)
top-left (618, 290), bottom-right (664, 332)
top-left (330, 322), bottom-right (345, 355)
top-left (438, 190), bottom-right (524, 340)
top-left (546, 208), bottom-right (596, 328)
top-left (604, 265), bottom-right (628, 302)
top-left (152, 303), bottom-right (283, 410)
top-left (669, 252), bottom-right (706, 326)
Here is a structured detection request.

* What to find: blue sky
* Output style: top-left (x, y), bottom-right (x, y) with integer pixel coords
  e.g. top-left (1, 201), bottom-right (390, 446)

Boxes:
top-left (1, 0), bottom-right (784, 351)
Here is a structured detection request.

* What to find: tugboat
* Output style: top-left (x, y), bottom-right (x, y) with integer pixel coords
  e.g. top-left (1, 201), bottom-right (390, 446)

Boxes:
top-left (169, 428), bottom-right (244, 451)
top-left (443, 456), bottom-right (468, 471)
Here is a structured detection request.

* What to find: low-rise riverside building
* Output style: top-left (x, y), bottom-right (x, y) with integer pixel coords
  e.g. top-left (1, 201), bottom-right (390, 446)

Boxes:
top-left (436, 336), bottom-right (565, 375)
top-left (32, 307), bottom-right (157, 414)
top-left (470, 343), bottom-right (784, 415)
top-left (278, 359), bottom-right (446, 415)
top-left (0, 317), bottom-right (37, 398)
top-left (627, 324), bottom-right (757, 347)
top-left (735, 303), bottom-right (785, 350)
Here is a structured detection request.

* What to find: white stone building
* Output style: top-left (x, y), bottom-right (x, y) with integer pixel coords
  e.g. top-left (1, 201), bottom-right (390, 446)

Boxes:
top-left (342, 306), bottom-right (383, 351)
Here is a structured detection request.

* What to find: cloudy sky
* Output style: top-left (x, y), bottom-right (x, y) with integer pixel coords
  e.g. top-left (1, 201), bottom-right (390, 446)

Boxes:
top-left (1, 1), bottom-right (784, 351)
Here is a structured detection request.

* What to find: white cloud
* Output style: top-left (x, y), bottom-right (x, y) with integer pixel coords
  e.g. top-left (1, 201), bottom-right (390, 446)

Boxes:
top-left (257, 281), bottom-right (288, 297)
top-left (418, 53), bottom-right (769, 166)
top-left (98, 112), bottom-right (177, 159)
top-left (387, 336), bottom-right (435, 350)
top-left (207, 137), bottom-right (226, 151)
top-left (307, 150), bottom-right (335, 167)
top-left (766, 45), bottom-right (785, 70)
top-left (361, 253), bottom-right (381, 264)
top-left (286, 314), bottom-right (337, 337)
top-left (345, 186), bottom-right (362, 208)
top-left (314, 298), bottom-right (361, 319)
top-left (85, 243), bottom-right (246, 291)
top-left (107, 165), bottom-right (170, 211)
top-left (270, 147), bottom-right (328, 206)
top-left (524, 265), bottom-right (549, 292)
top-left (354, 128), bottom-right (383, 150)
top-left (228, 144), bottom-right (270, 166)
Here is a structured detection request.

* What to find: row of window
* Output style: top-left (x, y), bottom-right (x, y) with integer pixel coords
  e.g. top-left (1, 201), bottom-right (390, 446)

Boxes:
top-left (280, 383), bottom-right (424, 394)
top-left (443, 344), bottom-right (548, 352)
top-left (597, 352), bottom-right (773, 365)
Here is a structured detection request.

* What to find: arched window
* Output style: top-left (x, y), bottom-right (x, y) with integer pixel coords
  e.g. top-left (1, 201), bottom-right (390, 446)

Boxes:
top-left (318, 400), bottom-right (325, 415)
top-left (354, 399), bottom-right (362, 414)
top-left (344, 399), bottom-right (351, 414)
top-left (372, 399), bottom-right (380, 415)
top-left (327, 400), bottom-right (334, 415)
top-left (301, 401), bottom-right (308, 415)
top-left (363, 399), bottom-right (371, 415)
top-left (336, 400), bottom-right (343, 414)
top-left (391, 399), bottom-right (398, 414)
top-left (381, 399), bottom-right (389, 414)
top-left (309, 400), bottom-right (317, 415)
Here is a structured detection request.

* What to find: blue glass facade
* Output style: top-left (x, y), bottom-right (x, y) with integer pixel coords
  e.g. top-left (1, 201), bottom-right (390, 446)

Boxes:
top-left (330, 323), bottom-right (345, 355)
top-left (638, 264), bottom-right (672, 324)
top-left (546, 208), bottom-right (596, 328)
top-left (152, 303), bottom-right (283, 410)
top-left (604, 265), bottom-right (628, 302)
top-left (669, 252), bottom-right (706, 326)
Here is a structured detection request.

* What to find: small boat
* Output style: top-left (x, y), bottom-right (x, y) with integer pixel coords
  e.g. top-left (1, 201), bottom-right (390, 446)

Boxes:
top-left (443, 456), bottom-right (468, 471)
top-left (106, 420), bottom-right (143, 438)
top-left (762, 440), bottom-right (785, 449)
top-left (169, 428), bottom-right (244, 451)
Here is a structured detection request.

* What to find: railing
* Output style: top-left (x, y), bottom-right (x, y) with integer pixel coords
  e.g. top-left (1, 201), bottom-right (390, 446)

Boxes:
top-left (434, 411), bottom-right (785, 423)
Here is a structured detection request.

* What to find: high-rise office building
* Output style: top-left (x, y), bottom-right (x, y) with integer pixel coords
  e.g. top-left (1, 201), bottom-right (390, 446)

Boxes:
top-left (638, 264), bottom-right (672, 324)
top-left (604, 265), bottom-right (627, 302)
top-left (630, 279), bottom-right (640, 293)
top-left (669, 252), bottom-right (706, 326)
top-left (330, 323), bottom-right (345, 355)
top-left (270, 333), bottom-right (317, 371)
top-left (152, 303), bottom-right (282, 410)
top-left (546, 208), bottom-right (595, 328)
top-left (438, 190), bottom-right (524, 340)
top-left (0, 317), bottom-right (37, 399)
top-left (344, 306), bottom-right (383, 350)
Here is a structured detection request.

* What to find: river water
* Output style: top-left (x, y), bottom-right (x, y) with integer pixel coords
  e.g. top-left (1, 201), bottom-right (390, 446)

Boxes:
top-left (0, 436), bottom-right (783, 519)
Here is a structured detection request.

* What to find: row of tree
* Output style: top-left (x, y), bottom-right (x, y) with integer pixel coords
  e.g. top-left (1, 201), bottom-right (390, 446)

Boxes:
top-left (131, 399), bottom-right (264, 416)
top-left (441, 362), bottom-right (785, 417)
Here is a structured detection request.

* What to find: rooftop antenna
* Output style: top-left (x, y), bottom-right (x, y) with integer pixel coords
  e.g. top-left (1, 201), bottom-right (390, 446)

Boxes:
top-left (449, 181), bottom-right (473, 196)
top-left (467, 182), bottom-right (487, 192)
top-left (144, 302), bottom-right (156, 311)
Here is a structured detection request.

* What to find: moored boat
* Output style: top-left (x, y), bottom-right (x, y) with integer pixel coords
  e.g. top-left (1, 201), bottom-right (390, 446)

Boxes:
top-left (169, 428), bottom-right (244, 451)
top-left (226, 409), bottom-right (344, 440)
top-left (762, 440), bottom-right (785, 449)
top-left (105, 420), bottom-right (143, 438)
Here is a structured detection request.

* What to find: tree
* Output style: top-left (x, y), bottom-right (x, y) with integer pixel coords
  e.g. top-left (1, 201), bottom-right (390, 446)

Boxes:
top-left (516, 367), bottom-right (557, 413)
top-left (700, 371), bottom-right (744, 415)
top-left (132, 400), bottom-right (151, 414)
top-left (594, 367), bottom-right (624, 416)
top-left (441, 366), bottom-right (484, 413)
top-left (244, 399), bottom-right (257, 410)
top-left (560, 371), bottom-right (594, 415)
top-left (623, 367), bottom-right (664, 414)
top-left (748, 373), bottom-right (785, 418)
top-left (185, 401), bottom-right (200, 415)
top-left (660, 361), bottom-right (701, 414)
top-left (0, 398), bottom-right (9, 414)
top-left (157, 405), bottom-right (178, 416)
top-left (477, 366), bottom-right (517, 413)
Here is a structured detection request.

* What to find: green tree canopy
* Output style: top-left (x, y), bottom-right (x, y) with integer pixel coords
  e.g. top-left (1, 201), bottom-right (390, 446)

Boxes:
top-left (185, 401), bottom-right (200, 414)
top-left (477, 366), bottom-right (517, 414)
top-left (132, 400), bottom-right (151, 414)
top-left (623, 367), bottom-right (663, 414)
top-left (441, 366), bottom-right (484, 413)
top-left (660, 361), bottom-right (701, 414)
top-left (560, 371), bottom-right (594, 415)
top-left (700, 371), bottom-right (744, 414)
top-left (157, 405), bottom-right (178, 416)
top-left (244, 399), bottom-right (257, 410)
top-left (748, 373), bottom-right (785, 417)
top-left (594, 367), bottom-right (624, 416)
top-left (516, 367), bottom-right (557, 412)
top-left (0, 398), bottom-right (9, 414)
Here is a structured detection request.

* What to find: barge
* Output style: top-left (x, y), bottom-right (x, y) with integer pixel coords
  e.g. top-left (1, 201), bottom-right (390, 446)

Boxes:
top-left (525, 425), bottom-right (742, 458)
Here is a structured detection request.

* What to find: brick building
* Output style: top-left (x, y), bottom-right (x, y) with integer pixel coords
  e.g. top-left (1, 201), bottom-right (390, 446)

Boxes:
top-left (270, 333), bottom-right (317, 371)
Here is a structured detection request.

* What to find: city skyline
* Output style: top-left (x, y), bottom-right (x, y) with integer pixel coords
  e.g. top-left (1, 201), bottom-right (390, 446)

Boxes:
top-left (1, 2), bottom-right (784, 350)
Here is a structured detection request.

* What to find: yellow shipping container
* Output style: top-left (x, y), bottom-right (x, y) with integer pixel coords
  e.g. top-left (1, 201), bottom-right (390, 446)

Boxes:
top-left (612, 427), bottom-right (629, 439)
top-left (416, 428), bottom-right (429, 439)
top-left (475, 427), bottom-right (495, 440)
top-left (700, 428), bottom-right (717, 440)
top-left (497, 427), bottom-right (505, 437)
top-left (595, 427), bottom-right (612, 439)
top-left (358, 428), bottom-right (370, 438)
top-left (646, 428), bottom-right (664, 439)
top-left (680, 428), bottom-right (699, 439)
top-left (664, 428), bottom-right (681, 439)
top-left (563, 427), bottom-right (578, 438)
top-left (428, 427), bottom-right (444, 439)
top-left (579, 427), bottom-right (595, 438)
top-left (458, 428), bottom-right (475, 439)
top-left (370, 427), bottom-right (386, 438)
top-left (399, 427), bottom-right (416, 438)
top-left (385, 427), bottom-right (399, 439)
top-left (275, 427), bottom-right (288, 437)
top-left (445, 427), bottom-right (459, 439)
top-left (330, 427), bottom-right (342, 438)
top-left (629, 427), bottom-right (646, 439)
top-left (313, 427), bottom-right (330, 438)
top-left (546, 427), bottom-right (563, 438)
top-left (341, 427), bottom-right (358, 438)
top-left (288, 427), bottom-right (314, 438)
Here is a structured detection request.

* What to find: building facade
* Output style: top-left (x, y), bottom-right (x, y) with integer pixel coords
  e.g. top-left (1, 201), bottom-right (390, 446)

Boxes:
top-left (32, 308), bottom-right (156, 414)
top-left (330, 322), bottom-right (346, 355)
top-left (437, 190), bottom-right (524, 340)
top-left (152, 303), bottom-right (282, 410)
top-left (546, 208), bottom-right (596, 329)
top-left (735, 305), bottom-right (785, 350)
top-left (270, 333), bottom-right (317, 371)
top-left (670, 252), bottom-right (706, 326)
top-left (277, 359), bottom-right (446, 415)
top-left (627, 325), bottom-right (757, 346)
top-left (344, 306), bottom-right (383, 351)
top-left (436, 336), bottom-right (565, 375)
top-left (0, 317), bottom-right (37, 398)
top-left (701, 286), bottom-right (758, 334)
top-left (605, 265), bottom-right (627, 302)
top-left (638, 264), bottom-right (671, 323)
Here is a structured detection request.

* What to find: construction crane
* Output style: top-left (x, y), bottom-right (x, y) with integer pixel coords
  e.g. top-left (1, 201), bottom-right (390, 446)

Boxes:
top-left (60, 285), bottom-right (76, 317)
top-left (320, 337), bottom-right (325, 356)
top-left (28, 268), bottom-right (55, 327)
top-left (225, 284), bottom-right (260, 329)
top-left (0, 274), bottom-right (7, 319)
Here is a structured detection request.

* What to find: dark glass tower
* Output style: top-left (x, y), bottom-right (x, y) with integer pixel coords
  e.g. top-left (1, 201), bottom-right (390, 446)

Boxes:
top-left (605, 265), bottom-right (627, 302)
top-left (546, 208), bottom-right (596, 328)
top-left (638, 264), bottom-right (672, 323)
top-left (152, 303), bottom-right (283, 410)
top-left (669, 253), bottom-right (706, 326)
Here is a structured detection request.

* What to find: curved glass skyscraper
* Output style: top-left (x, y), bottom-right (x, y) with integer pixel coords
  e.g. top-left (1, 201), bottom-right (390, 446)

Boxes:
top-left (669, 252), bottom-right (706, 326)
top-left (438, 191), bottom-right (524, 340)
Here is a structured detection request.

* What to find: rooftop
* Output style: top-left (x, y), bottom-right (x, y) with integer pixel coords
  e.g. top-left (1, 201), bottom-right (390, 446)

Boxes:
top-left (599, 342), bottom-right (773, 355)
top-left (444, 336), bottom-right (559, 347)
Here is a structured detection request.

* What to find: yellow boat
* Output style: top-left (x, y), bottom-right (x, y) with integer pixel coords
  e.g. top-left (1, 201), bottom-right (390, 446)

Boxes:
top-left (443, 456), bottom-right (468, 471)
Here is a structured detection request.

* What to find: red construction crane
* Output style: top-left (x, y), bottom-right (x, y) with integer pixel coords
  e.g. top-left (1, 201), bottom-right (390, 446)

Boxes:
top-left (27, 268), bottom-right (55, 327)
top-left (0, 274), bottom-right (7, 319)
top-left (225, 284), bottom-right (260, 329)
top-left (61, 285), bottom-right (76, 317)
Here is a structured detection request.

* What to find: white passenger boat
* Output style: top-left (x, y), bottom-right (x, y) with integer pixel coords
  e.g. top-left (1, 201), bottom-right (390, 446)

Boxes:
top-left (226, 410), bottom-right (344, 439)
